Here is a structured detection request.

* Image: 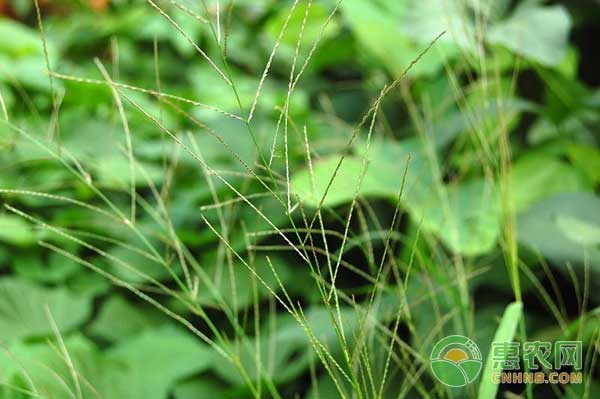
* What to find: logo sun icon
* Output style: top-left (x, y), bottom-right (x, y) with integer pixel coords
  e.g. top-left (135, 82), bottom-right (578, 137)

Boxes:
top-left (444, 348), bottom-right (469, 363)
top-left (430, 335), bottom-right (483, 387)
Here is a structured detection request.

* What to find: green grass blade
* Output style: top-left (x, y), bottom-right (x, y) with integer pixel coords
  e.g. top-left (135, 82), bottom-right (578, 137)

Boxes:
top-left (478, 302), bottom-right (523, 399)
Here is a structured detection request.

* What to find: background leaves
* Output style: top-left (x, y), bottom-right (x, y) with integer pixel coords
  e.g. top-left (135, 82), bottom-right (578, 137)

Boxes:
top-left (0, 0), bottom-right (597, 398)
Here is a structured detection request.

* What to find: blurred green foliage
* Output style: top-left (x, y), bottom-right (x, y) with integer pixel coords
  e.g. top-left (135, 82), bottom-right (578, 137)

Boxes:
top-left (0, 0), bottom-right (599, 398)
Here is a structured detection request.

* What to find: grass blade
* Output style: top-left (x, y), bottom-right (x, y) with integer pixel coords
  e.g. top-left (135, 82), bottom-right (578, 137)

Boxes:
top-left (478, 301), bottom-right (523, 399)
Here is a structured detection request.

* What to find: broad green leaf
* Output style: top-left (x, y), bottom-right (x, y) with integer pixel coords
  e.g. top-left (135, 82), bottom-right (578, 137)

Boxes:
top-left (0, 54), bottom-right (56, 91)
top-left (292, 139), bottom-right (502, 255)
top-left (0, 327), bottom-right (213, 399)
top-left (487, 1), bottom-right (571, 66)
top-left (0, 18), bottom-right (45, 57)
top-left (0, 18), bottom-right (58, 91)
top-left (137, 5), bottom-right (203, 56)
top-left (263, 2), bottom-right (342, 72)
top-left (291, 156), bottom-right (376, 208)
top-left (0, 334), bottom-right (125, 399)
top-left (183, 116), bottom-right (265, 170)
top-left (265, 2), bottom-right (340, 48)
top-left (361, 138), bottom-right (437, 206)
top-left (528, 115), bottom-right (595, 145)
top-left (400, 0), bottom-right (477, 51)
top-left (509, 152), bottom-right (590, 212)
top-left (556, 46), bottom-right (580, 79)
top-left (556, 215), bottom-right (600, 246)
top-left (415, 77), bottom-right (531, 151)
top-left (0, 277), bottom-right (92, 343)
top-left (61, 117), bottom-right (122, 158)
top-left (197, 256), bottom-right (293, 311)
top-left (66, 269), bottom-right (112, 297)
top-left (93, 156), bottom-right (164, 189)
top-left (88, 295), bottom-right (162, 342)
top-left (173, 379), bottom-right (233, 399)
top-left (213, 306), bottom-right (359, 386)
top-left (465, 0), bottom-right (511, 20)
top-left (189, 65), bottom-right (296, 117)
top-left (291, 138), bottom-right (433, 208)
top-left (478, 302), bottom-right (523, 399)
top-left (13, 251), bottom-right (80, 283)
top-left (0, 214), bottom-right (36, 246)
top-left (517, 192), bottom-right (600, 267)
top-left (461, 78), bottom-right (529, 133)
top-left (168, 6), bottom-right (205, 56)
top-left (414, 178), bottom-right (501, 256)
top-left (107, 242), bottom-right (174, 284)
top-left (107, 326), bottom-right (214, 399)
top-left (567, 143), bottom-right (600, 184)
top-left (341, 0), bottom-right (453, 77)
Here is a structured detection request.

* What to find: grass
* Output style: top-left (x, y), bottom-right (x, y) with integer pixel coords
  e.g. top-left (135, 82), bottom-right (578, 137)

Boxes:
top-left (478, 302), bottom-right (523, 399)
top-left (0, 1), bottom-right (598, 398)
